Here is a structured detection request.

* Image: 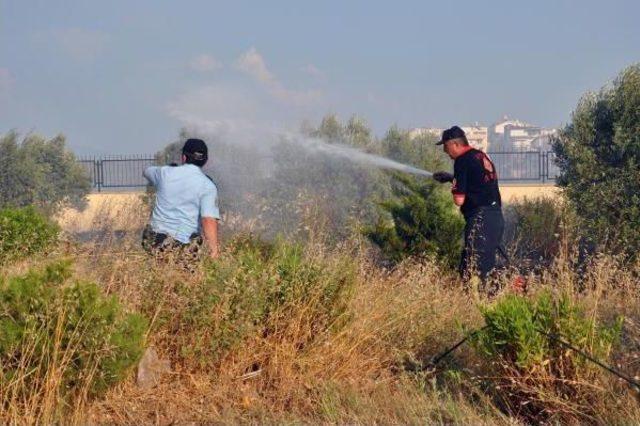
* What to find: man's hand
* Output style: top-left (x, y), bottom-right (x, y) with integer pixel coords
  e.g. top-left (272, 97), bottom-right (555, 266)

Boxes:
top-left (201, 217), bottom-right (220, 260)
top-left (433, 171), bottom-right (454, 183)
top-left (209, 248), bottom-right (220, 260)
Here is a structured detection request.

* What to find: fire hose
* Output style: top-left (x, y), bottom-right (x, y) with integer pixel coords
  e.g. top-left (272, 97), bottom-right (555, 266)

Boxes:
top-left (427, 326), bottom-right (640, 392)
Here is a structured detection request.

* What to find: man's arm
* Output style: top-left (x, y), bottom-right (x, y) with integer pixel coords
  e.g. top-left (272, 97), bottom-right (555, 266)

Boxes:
top-left (143, 166), bottom-right (161, 186)
top-left (201, 217), bottom-right (219, 259)
top-left (199, 182), bottom-right (221, 259)
top-left (434, 172), bottom-right (465, 205)
top-left (451, 160), bottom-right (468, 207)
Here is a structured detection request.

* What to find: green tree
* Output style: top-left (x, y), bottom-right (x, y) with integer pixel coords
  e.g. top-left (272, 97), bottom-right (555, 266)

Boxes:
top-left (0, 132), bottom-right (90, 215)
top-left (0, 261), bottom-right (146, 397)
top-left (553, 64), bottom-right (640, 256)
top-left (344, 115), bottom-right (374, 150)
top-left (0, 206), bottom-right (60, 265)
top-left (309, 114), bottom-right (344, 143)
top-left (380, 125), bottom-right (448, 171)
top-left (367, 175), bottom-right (464, 267)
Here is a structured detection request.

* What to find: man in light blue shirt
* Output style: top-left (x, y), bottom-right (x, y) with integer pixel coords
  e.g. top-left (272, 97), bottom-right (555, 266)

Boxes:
top-left (143, 138), bottom-right (220, 259)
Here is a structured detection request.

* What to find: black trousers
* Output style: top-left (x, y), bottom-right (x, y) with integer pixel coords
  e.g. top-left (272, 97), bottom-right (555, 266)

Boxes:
top-left (459, 206), bottom-right (504, 281)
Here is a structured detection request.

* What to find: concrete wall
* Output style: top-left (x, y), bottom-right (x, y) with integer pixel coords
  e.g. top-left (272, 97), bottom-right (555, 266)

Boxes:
top-left (500, 183), bottom-right (560, 202)
top-left (57, 184), bottom-right (561, 233)
top-left (56, 192), bottom-right (148, 233)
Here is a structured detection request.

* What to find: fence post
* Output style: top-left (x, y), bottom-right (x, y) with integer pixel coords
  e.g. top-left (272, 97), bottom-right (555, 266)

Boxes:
top-left (537, 151), bottom-right (542, 183)
top-left (543, 151), bottom-right (548, 183)
top-left (95, 160), bottom-right (103, 192)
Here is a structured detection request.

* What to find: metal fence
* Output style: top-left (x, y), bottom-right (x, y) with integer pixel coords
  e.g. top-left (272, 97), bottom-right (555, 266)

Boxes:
top-left (77, 155), bottom-right (156, 191)
top-left (488, 150), bottom-right (559, 183)
top-left (77, 151), bottom-right (560, 191)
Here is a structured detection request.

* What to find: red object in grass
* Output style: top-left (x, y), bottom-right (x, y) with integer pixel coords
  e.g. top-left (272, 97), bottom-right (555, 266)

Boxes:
top-left (511, 275), bottom-right (527, 293)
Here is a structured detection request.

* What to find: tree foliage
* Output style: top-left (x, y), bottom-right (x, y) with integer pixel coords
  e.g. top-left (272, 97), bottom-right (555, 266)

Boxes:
top-left (0, 132), bottom-right (91, 215)
top-left (553, 64), bottom-right (640, 256)
top-left (473, 291), bottom-right (621, 423)
top-left (0, 261), bottom-right (147, 397)
top-left (380, 125), bottom-right (446, 170)
top-left (366, 175), bottom-right (464, 267)
top-left (0, 206), bottom-right (60, 265)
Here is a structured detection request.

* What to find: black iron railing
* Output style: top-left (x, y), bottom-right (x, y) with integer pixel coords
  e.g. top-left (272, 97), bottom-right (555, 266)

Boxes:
top-left (487, 150), bottom-right (559, 183)
top-left (77, 155), bottom-right (156, 191)
top-left (77, 151), bottom-right (560, 191)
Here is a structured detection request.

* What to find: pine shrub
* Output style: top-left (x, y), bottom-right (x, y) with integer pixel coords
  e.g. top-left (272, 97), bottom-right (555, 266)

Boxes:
top-left (0, 206), bottom-right (59, 264)
top-left (0, 261), bottom-right (147, 401)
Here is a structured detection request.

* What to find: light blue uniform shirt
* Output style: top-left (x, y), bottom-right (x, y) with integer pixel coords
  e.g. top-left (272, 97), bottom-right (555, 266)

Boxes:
top-left (143, 164), bottom-right (220, 243)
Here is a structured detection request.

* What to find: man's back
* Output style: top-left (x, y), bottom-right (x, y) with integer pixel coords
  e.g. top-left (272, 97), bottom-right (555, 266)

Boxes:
top-left (453, 148), bottom-right (501, 218)
top-left (144, 164), bottom-right (220, 243)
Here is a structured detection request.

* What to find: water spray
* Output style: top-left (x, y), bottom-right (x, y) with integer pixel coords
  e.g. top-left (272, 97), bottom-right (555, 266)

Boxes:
top-left (175, 114), bottom-right (435, 178)
top-left (281, 133), bottom-right (434, 177)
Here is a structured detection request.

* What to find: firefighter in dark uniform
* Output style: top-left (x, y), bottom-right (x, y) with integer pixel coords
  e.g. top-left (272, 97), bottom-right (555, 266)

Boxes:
top-left (433, 126), bottom-right (504, 281)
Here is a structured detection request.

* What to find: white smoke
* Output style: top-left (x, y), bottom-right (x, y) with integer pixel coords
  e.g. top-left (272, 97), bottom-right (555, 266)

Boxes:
top-left (167, 48), bottom-right (433, 177)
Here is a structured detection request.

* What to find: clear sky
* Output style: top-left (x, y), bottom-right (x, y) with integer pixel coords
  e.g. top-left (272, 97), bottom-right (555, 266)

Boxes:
top-left (1, 0), bottom-right (639, 154)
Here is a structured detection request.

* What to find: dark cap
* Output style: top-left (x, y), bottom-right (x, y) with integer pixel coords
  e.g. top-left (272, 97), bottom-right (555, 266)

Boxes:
top-left (436, 126), bottom-right (466, 145)
top-left (182, 138), bottom-right (208, 162)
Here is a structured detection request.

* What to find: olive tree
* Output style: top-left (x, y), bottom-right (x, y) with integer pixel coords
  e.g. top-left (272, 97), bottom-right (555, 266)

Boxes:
top-left (553, 64), bottom-right (640, 256)
top-left (0, 132), bottom-right (90, 215)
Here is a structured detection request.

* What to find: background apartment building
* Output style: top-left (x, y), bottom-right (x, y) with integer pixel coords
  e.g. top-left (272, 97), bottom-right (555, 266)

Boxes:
top-left (410, 116), bottom-right (555, 152)
top-left (489, 116), bottom-right (555, 151)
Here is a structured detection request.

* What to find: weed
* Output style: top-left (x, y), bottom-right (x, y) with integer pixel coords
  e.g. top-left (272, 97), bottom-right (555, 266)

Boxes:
top-left (0, 261), bottom-right (146, 423)
top-left (0, 206), bottom-right (59, 264)
top-left (473, 290), bottom-right (623, 423)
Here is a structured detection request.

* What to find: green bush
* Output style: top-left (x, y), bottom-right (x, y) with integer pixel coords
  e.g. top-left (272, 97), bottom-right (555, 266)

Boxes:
top-left (151, 235), bottom-right (357, 368)
top-left (366, 175), bottom-right (465, 267)
top-left (0, 206), bottom-right (59, 264)
top-left (472, 291), bottom-right (622, 422)
top-left (553, 64), bottom-right (640, 258)
top-left (0, 261), bottom-right (147, 398)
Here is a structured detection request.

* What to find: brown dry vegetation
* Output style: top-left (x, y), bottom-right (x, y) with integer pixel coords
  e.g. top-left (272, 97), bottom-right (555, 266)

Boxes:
top-left (3, 197), bottom-right (640, 425)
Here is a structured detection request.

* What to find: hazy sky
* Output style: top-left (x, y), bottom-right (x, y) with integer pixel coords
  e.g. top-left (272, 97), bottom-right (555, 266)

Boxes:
top-left (1, 0), bottom-right (639, 154)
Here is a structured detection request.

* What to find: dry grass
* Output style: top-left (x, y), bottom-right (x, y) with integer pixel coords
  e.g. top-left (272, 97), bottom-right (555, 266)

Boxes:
top-left (71, 239), bottom-right (640, 424)
top-left (3, 196), bottom-right (640, 425)
top-left (80, 251), bottom-right (500, 425)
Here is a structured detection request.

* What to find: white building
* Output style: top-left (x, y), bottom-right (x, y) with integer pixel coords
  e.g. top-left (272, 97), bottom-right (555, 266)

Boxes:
top-left (489, 116), bottom-right (555, 151)
top-left (463, 125), bottom-right (489, 152)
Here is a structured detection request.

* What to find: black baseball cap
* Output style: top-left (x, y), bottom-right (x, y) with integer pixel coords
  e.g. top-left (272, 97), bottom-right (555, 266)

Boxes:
top-left (436, 126), bottom-right (466, 145)
top-left (182, 138), bottom-right (208, 162)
